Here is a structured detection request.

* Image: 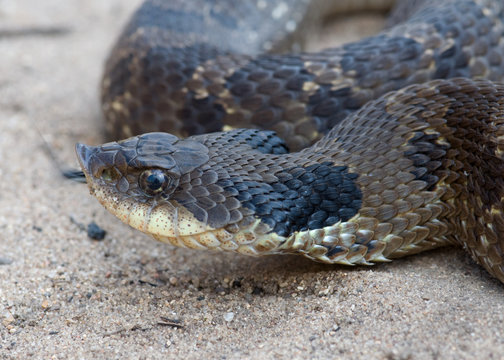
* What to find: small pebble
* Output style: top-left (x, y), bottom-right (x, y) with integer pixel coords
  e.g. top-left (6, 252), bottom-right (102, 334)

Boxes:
top-left (41, 299), bottom-right (51, 309)
top-left (223, 312), bottom-right (235, 322)
top-left (215, 286), bottom-right (227, 295)
top-left (3, 311), bottom-right (15, 325)
top-left (318, 287), bottom-right (332, 296)
top-left (329, 325), bottom-right (341, 336)
top-left (87, 222), bottom-right (106, 240)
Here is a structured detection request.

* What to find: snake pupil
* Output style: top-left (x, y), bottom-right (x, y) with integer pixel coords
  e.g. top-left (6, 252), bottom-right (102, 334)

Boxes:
top-left (139, 169), bottom-right (170, 195)
top-left (146, 172), bottom-right (165, 190)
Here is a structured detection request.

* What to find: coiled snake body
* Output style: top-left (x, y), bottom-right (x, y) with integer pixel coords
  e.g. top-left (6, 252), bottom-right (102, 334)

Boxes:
top-left (76, 0), bottom-right (504, 282)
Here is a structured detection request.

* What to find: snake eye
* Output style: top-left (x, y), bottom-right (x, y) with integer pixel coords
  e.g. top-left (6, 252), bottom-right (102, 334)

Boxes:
top-left (101, 168), bottom-right (120, 182)
top-left (139, 169), bottom-right (172, 195)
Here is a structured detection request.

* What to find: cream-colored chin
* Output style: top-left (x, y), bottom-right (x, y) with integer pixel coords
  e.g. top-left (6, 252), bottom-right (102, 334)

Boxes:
top-left (87, 183), bottom-right (288, 255)
top-left (90, 185), bottom-right (210, 238)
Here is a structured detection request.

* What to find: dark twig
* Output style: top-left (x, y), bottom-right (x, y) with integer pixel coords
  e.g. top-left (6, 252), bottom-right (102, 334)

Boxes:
top-left (158, 317), bottom-right (184, 329)
top-left (35, 128), bottom-right (86, 183)
top-left (0, 26), bottom-right (72, 38)
top-left (103, 324), bottom-right (148, 337)
top-left (62, 169), bottom-right (86, 183)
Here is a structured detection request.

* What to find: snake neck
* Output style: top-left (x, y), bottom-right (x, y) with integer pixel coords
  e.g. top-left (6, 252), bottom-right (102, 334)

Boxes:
top-left (175, 128), bottom-right (362, 238)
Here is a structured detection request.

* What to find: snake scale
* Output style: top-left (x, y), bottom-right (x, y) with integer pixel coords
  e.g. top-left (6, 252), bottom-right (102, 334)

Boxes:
top-left (76, 0), bottom-right (504, 283)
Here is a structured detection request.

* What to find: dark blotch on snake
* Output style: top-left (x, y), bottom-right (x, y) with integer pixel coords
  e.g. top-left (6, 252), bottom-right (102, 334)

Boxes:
top-left (241, 162), bottom-right (362, 236)
top-left (229, 129), bottom-right (289, 154)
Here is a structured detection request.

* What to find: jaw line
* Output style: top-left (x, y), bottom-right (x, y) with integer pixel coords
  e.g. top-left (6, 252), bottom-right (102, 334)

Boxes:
top-left (142, 196), bottom-right (181, 240)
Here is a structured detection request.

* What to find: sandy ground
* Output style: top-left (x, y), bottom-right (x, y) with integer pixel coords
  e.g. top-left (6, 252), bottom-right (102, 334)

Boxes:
top-left (1, 1), bottom-right (504, 359)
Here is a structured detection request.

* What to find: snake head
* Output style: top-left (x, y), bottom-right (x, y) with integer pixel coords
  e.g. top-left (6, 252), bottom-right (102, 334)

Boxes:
top-left (75, 132), bottom-right (213, 241)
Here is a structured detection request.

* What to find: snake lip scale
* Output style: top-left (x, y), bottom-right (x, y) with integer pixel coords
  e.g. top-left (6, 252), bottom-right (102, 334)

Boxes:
top-left (77, 0), bottom-right (504, 283)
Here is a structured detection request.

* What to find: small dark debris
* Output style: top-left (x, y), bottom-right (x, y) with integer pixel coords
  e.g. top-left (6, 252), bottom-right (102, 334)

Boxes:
top-left (0, 257), bottom-right (13, 265)
top-left (62, 169), bottom-right (86, 183)
top-left (32, 225), bottom-right (42, 232)
top-left (196, 295), bottom-right (205, 301)
top-left (103, 324), bottom-right (146, 337)
top-left (10, 103), bottom-right (23, 112)
top-left (231, 279), bottom-right (242, 288)
top-left (87, 222), bottom-right (106, 240)
top-left (158, 317), bottom-right (184, 329)
top-left (252, 286), bottom-right (264, 295)
top-left (139, 279), bottom-right (158, 287)
top-left (48, 331), bottom-right (59, 335)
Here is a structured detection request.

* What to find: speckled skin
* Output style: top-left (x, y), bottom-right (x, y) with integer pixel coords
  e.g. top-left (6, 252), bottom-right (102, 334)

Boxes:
top-left (79, 78), bottom-right (504, 281)
top-left (102, 0), bottom-right (504, 151)
top-left (76, 0), bottom-right (504, 283)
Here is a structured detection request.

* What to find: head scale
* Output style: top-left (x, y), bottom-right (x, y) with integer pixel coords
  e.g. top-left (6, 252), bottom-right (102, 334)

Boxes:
top-left (75, 132), bottom-right (212, 242)
top-left (76, 132), bottom-right (209, 197)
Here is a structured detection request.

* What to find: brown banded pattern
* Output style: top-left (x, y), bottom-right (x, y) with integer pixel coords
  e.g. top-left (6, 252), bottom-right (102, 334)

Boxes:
top-left (77, 0), bottom-right (504, 283)
top-left (102, 0), bottom-right (504, 151)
